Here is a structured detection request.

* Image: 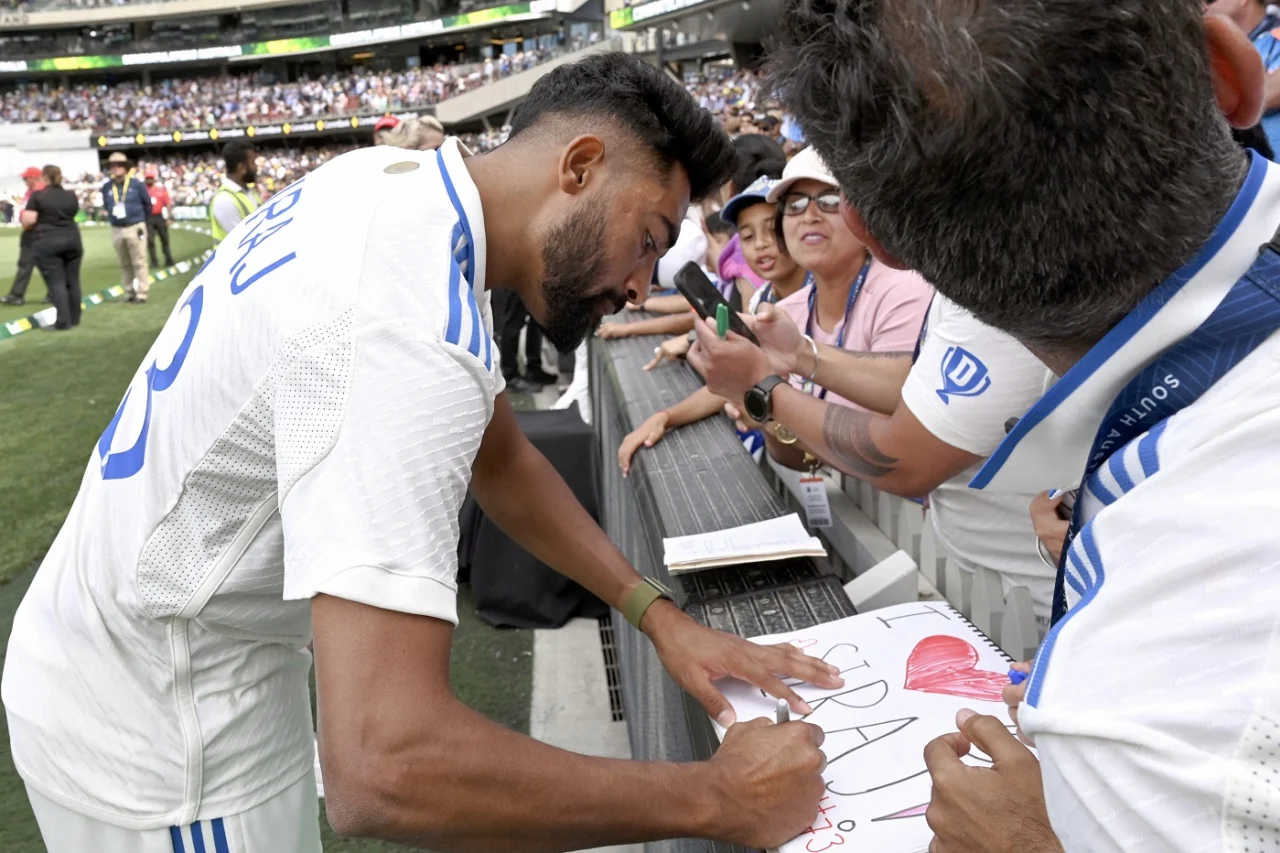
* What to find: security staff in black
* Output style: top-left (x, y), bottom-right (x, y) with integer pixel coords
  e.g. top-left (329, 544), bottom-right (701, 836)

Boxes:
top-left (101, 152), bottom-right (152, 303)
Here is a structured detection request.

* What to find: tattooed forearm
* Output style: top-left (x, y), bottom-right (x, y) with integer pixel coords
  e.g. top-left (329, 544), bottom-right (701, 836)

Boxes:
top-left (821, 404), bottom-right (899, 479)
top-left (850, 350), bottom-right (913, 360)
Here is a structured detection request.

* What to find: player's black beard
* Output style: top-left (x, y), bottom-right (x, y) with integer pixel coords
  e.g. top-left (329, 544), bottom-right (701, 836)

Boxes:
top-left (538, 197), bottom-right (621, 351)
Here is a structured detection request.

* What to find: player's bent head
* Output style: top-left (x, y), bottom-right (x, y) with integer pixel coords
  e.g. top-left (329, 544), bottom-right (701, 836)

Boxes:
top-left (504, 52), bottom-right (735, 351)
top-left (768, 0), bottom-right (1253, 361)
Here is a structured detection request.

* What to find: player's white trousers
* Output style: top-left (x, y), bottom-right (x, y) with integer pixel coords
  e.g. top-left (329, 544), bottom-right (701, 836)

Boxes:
top-left (27, 771), bottom-right (323, 853)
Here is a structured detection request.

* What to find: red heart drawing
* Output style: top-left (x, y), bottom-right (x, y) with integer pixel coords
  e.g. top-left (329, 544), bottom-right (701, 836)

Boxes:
top-left (903, 635), bottom-right (1007, 702)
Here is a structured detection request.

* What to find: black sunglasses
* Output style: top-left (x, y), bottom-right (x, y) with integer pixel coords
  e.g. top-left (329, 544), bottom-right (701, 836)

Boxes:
top-left (781, 191), bottom-right (842, 217)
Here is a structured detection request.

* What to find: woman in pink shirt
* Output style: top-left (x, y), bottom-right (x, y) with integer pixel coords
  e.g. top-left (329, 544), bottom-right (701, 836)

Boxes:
top-left (761, 148), bottom-right (933, 465)
top-left (769, 148), bottom-right (933, 409)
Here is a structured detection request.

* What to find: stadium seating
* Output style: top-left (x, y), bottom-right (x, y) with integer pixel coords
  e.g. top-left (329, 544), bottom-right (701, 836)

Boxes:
top-left (0, 48), bottom-right (558, 131)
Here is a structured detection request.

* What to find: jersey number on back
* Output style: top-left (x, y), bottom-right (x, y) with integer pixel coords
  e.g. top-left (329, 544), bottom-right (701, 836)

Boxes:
top-left (96, 179), bottom-right (308, 480)
top-left (97, 285), bottom-right (204, 480)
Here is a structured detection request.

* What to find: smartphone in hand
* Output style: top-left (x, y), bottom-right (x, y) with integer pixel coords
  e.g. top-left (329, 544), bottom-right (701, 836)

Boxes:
top-left (672, 262), bottom-right (760, 346)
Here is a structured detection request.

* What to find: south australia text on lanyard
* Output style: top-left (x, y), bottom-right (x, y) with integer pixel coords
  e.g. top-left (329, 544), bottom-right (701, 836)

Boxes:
top-left (801, 257), bottom-right (872, 399)
top-left (1050, 218), bottom-right (1280, 624)
top-left (112, 175), bottom-right (132, 220)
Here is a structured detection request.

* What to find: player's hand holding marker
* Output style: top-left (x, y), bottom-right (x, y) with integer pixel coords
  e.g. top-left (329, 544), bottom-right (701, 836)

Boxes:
top-left (705, 716), bottom-right (827, 849)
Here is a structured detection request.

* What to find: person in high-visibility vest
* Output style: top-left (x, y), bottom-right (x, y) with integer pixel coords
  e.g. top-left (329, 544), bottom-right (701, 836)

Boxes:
top-left (209, 140), bottom-right (259, 243)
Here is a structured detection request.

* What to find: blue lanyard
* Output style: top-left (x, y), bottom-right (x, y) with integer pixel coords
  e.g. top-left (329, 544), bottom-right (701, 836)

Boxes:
top-left (805, 258), bottom-right (872, 400)
top-left (1050, 227), bottom-right (1280, 624)
top-left (911, 294), bottom-right (936, 364)
top-left (1249, 11), bottom-right (1279, 41)
top-left (757, 272), bottom-right (815, 309)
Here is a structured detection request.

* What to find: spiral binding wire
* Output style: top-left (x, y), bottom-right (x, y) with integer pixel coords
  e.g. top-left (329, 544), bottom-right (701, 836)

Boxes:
top-left (937, 602), bottom-right (1015, 664)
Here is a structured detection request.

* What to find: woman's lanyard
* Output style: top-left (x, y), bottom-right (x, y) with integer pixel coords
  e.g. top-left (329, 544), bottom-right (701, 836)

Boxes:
top-left (756, 272), bottom-right (815, 309)
top-left (1249, 10), bottom-right (1280, 41)
top-left (802, 258), bottom-right (872, 399)
top-left (111, 175), bottom-right (132, 206)
top-left (1249, 10), bottom-right (1280, 67)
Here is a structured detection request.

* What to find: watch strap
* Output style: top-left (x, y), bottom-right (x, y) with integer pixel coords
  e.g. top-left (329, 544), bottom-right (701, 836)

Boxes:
top-left (746, 374), bottom-right (786, 423)
top-left (621, 577), bottom-right (674, 629)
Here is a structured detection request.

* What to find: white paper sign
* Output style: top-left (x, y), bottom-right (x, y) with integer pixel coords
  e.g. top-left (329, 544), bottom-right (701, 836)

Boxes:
top-left (714, 602), bottom-right (1020, 853)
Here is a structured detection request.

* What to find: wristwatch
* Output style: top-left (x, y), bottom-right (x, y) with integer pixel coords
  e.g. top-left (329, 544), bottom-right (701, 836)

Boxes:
top-left (743, 375), bottom-right (786, 424)
top-left (621, 576), bottom-right (676, 629)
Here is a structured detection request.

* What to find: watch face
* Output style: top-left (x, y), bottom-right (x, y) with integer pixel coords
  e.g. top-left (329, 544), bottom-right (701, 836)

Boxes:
top-left (744, 387), bottom-right (768, 422)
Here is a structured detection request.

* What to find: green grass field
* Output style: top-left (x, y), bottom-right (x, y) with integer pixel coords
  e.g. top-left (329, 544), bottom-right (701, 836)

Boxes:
top-left (0, 227), bottom-right (533, 851)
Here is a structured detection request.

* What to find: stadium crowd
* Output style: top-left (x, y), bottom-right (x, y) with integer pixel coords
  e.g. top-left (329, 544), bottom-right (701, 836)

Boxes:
top-left (0, 49), bottom-right (553, 131)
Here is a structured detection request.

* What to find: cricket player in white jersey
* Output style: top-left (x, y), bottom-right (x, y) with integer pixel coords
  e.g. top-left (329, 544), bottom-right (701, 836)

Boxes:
top-left (3, 54), bottom-right (840, 853)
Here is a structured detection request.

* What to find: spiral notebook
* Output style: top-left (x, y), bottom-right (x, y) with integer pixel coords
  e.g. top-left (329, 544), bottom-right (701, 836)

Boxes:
top-left (712, 602), bottom-right (1018, 853)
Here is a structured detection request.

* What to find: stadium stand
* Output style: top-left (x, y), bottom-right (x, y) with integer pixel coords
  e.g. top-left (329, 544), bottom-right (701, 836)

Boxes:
top-left (0, 51), bottom-right (556, 130)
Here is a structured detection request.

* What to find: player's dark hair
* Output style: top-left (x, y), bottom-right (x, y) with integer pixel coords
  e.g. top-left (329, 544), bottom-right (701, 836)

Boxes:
top-left (222, 141), bottom-right (256, 175)
top-left (508, 52), bottom-right (735, 202)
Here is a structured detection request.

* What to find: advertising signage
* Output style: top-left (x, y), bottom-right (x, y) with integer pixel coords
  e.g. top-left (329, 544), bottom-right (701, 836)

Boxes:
top-left (609, 0), bottom-right (711, 28)
top-left (93, 111), bottom-right (432, 150)
top-left (6, 3), bottom-right (545, 73)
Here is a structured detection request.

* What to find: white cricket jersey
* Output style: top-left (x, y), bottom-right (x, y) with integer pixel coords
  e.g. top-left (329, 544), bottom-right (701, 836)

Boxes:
top-left (3, 138), bottom-right (504, 829)
top-left (899, 296), bottom-right (1057, 620)
top-left (971, 153), bottom-right (1280, 851)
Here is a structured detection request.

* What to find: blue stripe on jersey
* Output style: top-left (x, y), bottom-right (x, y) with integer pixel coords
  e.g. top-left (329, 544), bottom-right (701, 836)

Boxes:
top-left (437, 151), bottom-right (491, 369)
top-left (1137, 419), bottom-right (1167, 478)
top-left (1107, 445), bottom-right (1136, 493)
top-left (212, 818), bottom-right (230, 853)
top-left (453, 222), bottom-right (484, 361)
top-left (191, 821), bottom-right (207, 853)
top-left (436, 150), bottom-right (476, 290)
top-left (444, 223), bottom-right (465, 349)
top-left (1086, 465), bottom-right (1118, 507)
top-left (170, 826), bottom-right (186, 853)
top-left (1027, 522), bottom-right (1107, 708)
top-left (1066, 548), bottom-right (1090, 593)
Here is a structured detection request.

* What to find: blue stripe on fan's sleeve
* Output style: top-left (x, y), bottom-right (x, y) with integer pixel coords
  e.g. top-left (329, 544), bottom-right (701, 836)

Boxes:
top-left (1107, 445), bottom-right (1135, 493)
top-left (170, 826), bottom-right (186, 853)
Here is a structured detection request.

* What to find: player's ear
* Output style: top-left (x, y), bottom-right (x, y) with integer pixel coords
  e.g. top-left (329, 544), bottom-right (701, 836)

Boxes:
top-left (557, 135), bottom-right (606, 196)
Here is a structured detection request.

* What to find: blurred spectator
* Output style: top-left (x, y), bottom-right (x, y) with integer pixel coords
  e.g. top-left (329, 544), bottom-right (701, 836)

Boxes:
top-left (374, 114), bottom-right (445, 150)
top-left (209, 140), bottom-right (258, 244)
top-left (102, 150), bottom-right (151, 302)
top-left (0, 166), bottom-right (46, 307)
top-left (144, 167), bottom-right (174, 267)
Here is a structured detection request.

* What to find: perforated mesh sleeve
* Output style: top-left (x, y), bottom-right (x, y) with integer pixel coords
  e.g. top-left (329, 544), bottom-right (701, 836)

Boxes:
top-left (277, 318), bottom-right (493, 624)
